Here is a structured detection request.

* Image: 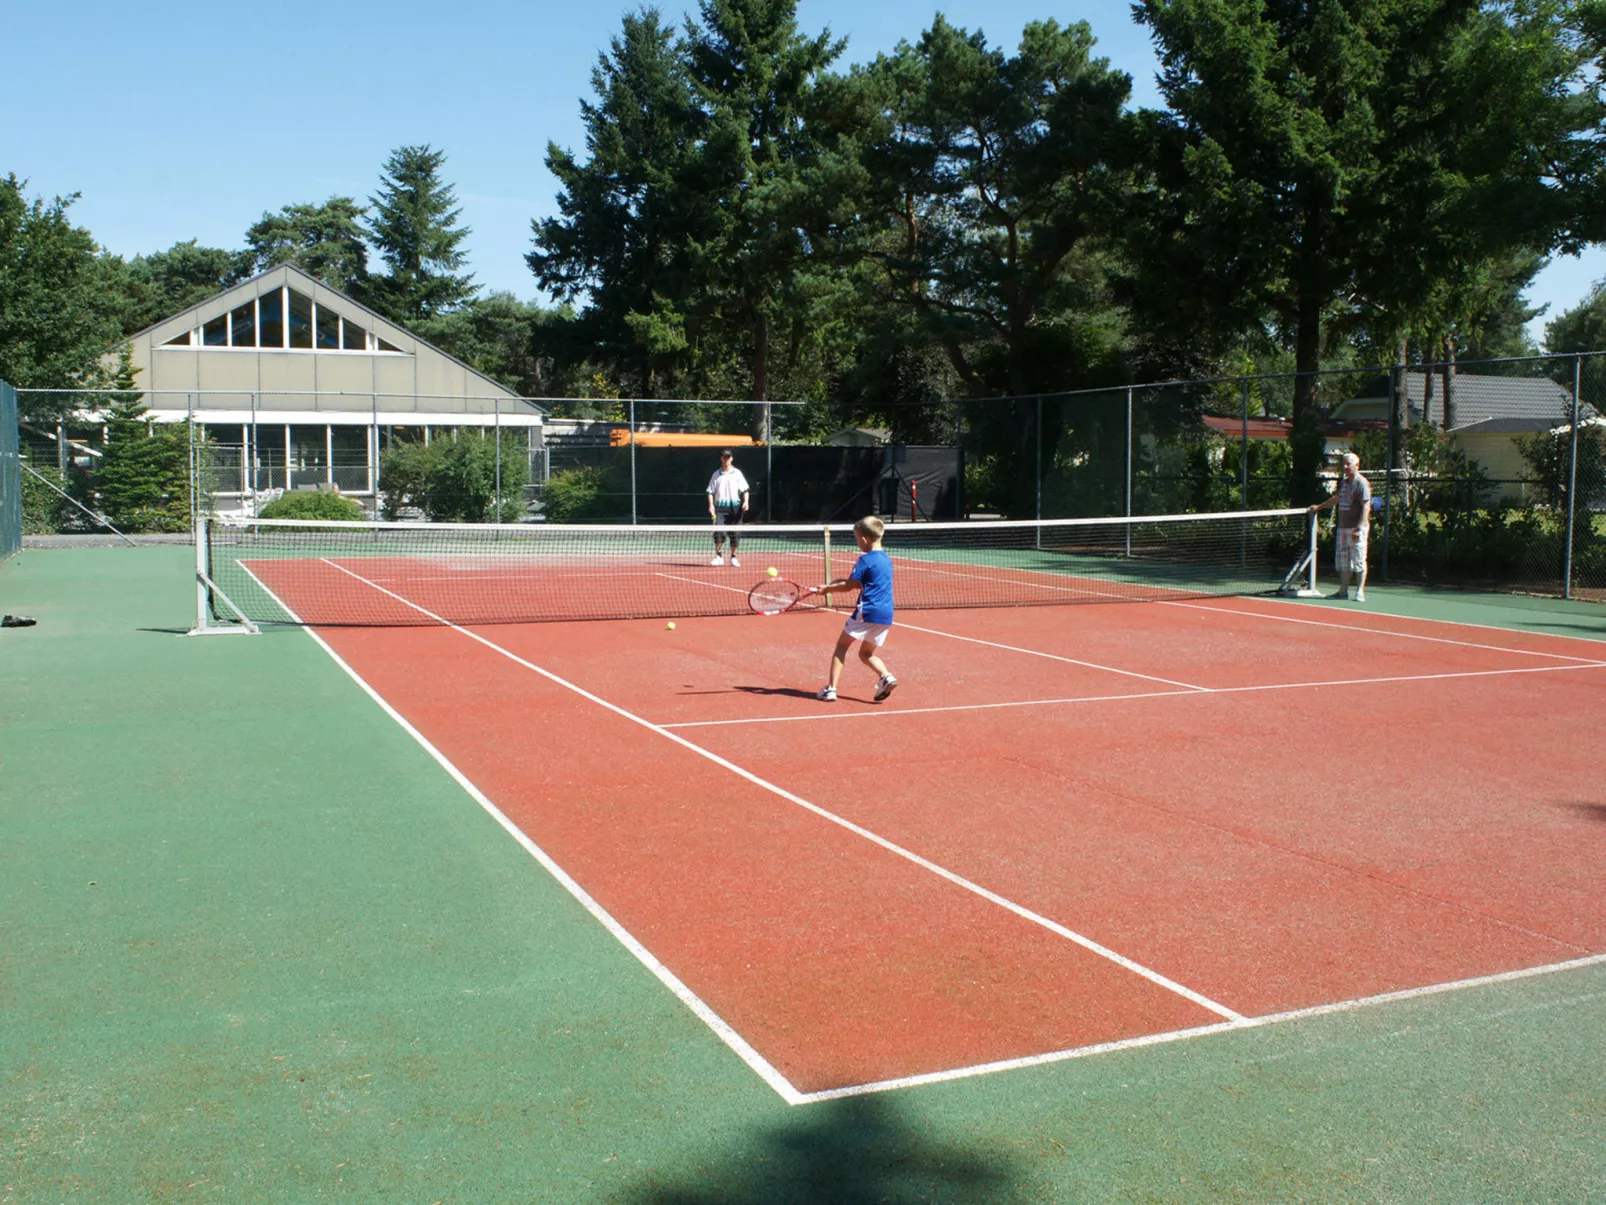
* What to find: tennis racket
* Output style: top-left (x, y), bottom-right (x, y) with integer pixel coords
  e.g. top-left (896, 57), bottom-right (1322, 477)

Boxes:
top-left (747, 579), bottom-right (822, 615)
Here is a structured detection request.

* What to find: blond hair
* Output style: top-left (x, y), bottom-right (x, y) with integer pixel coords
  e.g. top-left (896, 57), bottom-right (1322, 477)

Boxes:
top-left (854, 515), bottom-right (885, 540)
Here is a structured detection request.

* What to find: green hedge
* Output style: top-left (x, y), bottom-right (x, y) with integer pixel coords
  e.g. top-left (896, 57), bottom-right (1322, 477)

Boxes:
top-left (257, 490), bottom-right (366, 521)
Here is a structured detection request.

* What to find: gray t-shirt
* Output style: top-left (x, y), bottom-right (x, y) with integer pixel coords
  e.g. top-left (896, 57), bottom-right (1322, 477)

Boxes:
top-left (1338, 474), bottom-right (1372, 529)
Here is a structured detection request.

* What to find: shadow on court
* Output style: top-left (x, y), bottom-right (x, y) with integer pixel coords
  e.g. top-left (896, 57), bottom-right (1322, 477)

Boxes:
top-left (625, 1096), bottom-right (1027, 1203)
top-left (1560, 800), bottom-right (1606, 823)
top-left (732, 685), bottom-right (823, 701)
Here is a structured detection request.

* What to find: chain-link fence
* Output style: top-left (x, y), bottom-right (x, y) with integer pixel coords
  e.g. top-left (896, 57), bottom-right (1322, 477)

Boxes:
top-left (1, 382), bottom-right (20, 562)
top-left (13, 354), bottom-right (1605, 599)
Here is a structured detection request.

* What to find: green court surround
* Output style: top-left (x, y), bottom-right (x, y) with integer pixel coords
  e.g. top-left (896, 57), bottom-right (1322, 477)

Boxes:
top-left (2, 547), bottom-right (1602, 1202)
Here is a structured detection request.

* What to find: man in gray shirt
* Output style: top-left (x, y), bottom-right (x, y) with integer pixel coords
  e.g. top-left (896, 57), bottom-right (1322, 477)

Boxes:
top-left (1308, 451), bottom-right (1372, 601)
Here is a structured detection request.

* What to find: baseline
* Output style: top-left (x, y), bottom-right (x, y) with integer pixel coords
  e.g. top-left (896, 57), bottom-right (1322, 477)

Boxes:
top-left (797, 952), bottom-right (1606, 1103)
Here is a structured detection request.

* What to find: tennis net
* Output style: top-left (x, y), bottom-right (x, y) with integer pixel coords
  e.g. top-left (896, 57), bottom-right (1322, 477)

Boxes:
top-left (195, 508), bottom-right (1315, 629)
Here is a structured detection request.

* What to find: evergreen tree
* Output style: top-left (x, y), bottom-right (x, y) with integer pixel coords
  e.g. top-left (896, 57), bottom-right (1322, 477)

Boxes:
top-left (530, 9), bottom-right (707, 395)
top-left (122, 240), bottom-right (248, 334)
top-left (243, 197), bottom-right (370, 294)
top-left (92, 353), bottom-right (191, 533)
top-left (0, 175), bottom-right (127, 418)
top-left (1130, 0), bottom-right (1586, 501)
top-left (366, 146), bottom-right (476, 323)
top-left (684, 0), bottom-right (845, 406)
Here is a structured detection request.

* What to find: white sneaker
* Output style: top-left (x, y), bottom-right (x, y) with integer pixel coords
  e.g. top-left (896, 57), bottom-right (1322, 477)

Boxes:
top-left (816, 685), bottom-right (836, 702)
top-left (1355, 588), bottom-right (1367, 601)
top-left (710, 555), bottom-right (724, 567)
top-left (874, 674), bottom-right (899, 702)
top-left (730, 556), bottom-right (741, 568)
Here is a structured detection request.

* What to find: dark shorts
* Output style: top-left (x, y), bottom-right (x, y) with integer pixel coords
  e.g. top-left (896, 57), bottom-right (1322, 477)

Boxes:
top-left (713, 506), bottom-right (745, 531)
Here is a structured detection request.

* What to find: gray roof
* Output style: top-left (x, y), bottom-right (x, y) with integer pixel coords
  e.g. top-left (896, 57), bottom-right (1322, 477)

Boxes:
top-left (1339, 372), bottom-right (1598, 431)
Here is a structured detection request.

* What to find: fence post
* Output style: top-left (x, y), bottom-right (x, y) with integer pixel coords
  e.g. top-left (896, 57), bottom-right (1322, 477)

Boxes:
top-left (1564, 354), bottom-right (1581, 598)
top-left (765, 402), bottom-right (773, 523)
top-left (370, 391), bottom-right (379, 504)
top-left (494, 398), bottom-right (502, 520)
top-left (1035, 395), bottom-right (1043, 540)
top-left (1382, 367), bottom-right (1397, 580)
top-left (1124, 386), bottom-right (1133, 556)
top-left (1240, 376), bottom-right (1250, 565)
top-left (629, 397), bottom-right (637, 526)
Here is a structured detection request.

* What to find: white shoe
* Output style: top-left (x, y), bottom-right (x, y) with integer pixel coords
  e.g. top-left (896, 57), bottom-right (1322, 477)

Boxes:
top-left (730, 556), bottom-right (741, 568)
top-left (816, 685), bottom-right (836, 702)
top-left (710, 555), bottom-right (724, 566)
top-left (874, 674), bottom-right (899, 702)
top-left (1355, 588), bottom-right (1367, 601)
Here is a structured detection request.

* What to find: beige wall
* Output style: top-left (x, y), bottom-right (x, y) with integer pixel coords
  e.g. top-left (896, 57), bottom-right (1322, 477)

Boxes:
top-left (125, 265), bottom-right (524, 420)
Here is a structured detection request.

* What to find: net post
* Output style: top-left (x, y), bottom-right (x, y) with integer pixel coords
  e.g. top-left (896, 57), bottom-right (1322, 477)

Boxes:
top-left (188, 515), bottom-right (259, 636)
top-left (1307, 510), bottom-right (1318, 593)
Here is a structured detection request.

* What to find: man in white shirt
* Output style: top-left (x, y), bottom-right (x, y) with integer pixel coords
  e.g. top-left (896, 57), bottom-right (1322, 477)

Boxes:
top-left (1308, 451), bottom-right (1373, 601)
top-left (706, 449), bottom-right (751, 567)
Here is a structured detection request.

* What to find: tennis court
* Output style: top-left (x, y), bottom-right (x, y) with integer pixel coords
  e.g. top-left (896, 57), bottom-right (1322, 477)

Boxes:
top-left (5, 525), bottom-right (1605, 1200)
top-left (204, 513), bottom-right (1606, 1101)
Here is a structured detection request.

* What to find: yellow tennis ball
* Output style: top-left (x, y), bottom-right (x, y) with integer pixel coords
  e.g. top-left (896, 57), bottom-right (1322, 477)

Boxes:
top-left (767, 566), bottom-right (779, 578)
top-left (666, 621), bottom-right (677, 631)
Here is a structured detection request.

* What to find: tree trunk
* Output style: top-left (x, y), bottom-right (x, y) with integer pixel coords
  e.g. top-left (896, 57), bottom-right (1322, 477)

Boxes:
top-left (751, 312), bottom-right (769, 440)
top-left (1441, 332), bottom-right (1456, 431)
top-left (1289, 293), bottom-right (1326, 505)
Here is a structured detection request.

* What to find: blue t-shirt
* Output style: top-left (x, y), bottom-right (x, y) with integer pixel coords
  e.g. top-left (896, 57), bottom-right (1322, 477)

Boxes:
top-left (849, 549), bottom-right (894, 625)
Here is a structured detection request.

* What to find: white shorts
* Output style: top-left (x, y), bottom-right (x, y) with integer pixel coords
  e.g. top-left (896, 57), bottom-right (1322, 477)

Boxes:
top-left (1336, 526), bottom-right (1369, 574)
top-left (841, 619), bottom-right (892, 647)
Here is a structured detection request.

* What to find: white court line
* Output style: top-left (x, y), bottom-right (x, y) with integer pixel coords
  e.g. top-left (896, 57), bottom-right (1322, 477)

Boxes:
top-left (234, 562), bottom-right (807, 1105)
top-left (660, 659), bottom-right (1606, 729)
top-left (1165, 598), bottom-right (1606, 664)
top-left (795, 952), bottom-right (1606, 1103)
top-left (894, 621), bottom-right (1211, 691)
top-left (316, 558), bottom-right (1246, 1030)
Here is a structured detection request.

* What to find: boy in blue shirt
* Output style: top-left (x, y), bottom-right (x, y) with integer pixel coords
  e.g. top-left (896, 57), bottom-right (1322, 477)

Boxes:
top-left (813, 516), bottom-right (898, 703)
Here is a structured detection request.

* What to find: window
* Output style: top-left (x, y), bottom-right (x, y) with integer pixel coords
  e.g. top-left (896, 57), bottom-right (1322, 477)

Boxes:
top-left (202, 316), bottom-right (228, 346)
top-left (231, 302), bottom-right (256, 348)
top-left (377, 336), bottom-right (402, 353)
top-left (314, 302), bottom-right (340, 350)
top-left (163, 330), bottom-right (192, 347)
top-left (288, 290), bottom-right (313, 349)
top-left (259, 289), bottom-right (285, 348)
top-left (342, 318), bottom-right (368, 350)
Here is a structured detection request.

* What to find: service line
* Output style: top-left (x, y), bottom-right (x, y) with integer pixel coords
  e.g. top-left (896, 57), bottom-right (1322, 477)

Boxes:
top-left (661, 659), bottom-right (1606, 729)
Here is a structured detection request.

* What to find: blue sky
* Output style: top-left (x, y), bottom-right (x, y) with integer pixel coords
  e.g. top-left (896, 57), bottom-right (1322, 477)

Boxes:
top-left (5, 0), bottom-right (1601, 341)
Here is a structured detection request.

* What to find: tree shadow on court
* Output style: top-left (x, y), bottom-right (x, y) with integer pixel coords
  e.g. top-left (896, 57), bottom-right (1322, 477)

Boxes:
top-left (624, 1095), bottom-right (1028, 1204)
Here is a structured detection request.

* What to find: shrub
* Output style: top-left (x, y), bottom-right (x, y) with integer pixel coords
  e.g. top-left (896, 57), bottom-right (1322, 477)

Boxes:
top-left (257, 490), bottom-right (366, 521)
top-left (541, 466), bottom-right (614, 522)
top-left (378, 433), bottom-right (531, 522)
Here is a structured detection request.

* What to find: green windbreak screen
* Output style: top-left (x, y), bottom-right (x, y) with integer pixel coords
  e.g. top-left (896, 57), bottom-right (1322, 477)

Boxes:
top-left (1, 382), bottom-right (20, 562)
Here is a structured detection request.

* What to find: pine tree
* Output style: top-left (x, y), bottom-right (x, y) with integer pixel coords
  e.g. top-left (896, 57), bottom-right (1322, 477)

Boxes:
top-left (366, 146), bottom-right (476, 323)
top-left (93, 350), bottom-right (191, 533)
top-left (243, 198), bottom-right (370, 294)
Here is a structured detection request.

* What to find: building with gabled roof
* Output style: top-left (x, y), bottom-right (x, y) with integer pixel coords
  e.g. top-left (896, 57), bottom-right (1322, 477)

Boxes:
top-left (124, 263), bottom-right (543, 507)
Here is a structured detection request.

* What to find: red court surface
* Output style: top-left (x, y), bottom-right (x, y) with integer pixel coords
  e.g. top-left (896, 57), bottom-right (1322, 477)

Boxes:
top-left (247, 557), bottom-right (1606, 1099)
